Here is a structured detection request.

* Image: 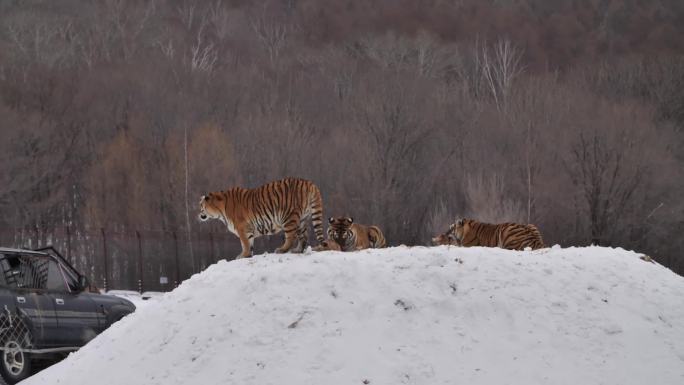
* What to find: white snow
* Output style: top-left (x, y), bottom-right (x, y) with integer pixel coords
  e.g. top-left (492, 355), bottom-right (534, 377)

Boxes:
top-left (105, 290), bottom-right (163, 310)
top-left (22, 246), bottom-right (684, 385)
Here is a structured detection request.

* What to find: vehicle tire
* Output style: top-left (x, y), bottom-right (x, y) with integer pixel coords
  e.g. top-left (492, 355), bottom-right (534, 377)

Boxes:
top-left (0, 314), bottom-right (34, 385)
top-left (0, 338), bottom-right (33, 384)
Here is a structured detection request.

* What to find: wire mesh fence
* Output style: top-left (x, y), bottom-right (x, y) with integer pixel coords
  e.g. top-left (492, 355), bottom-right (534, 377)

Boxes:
top-left (4, 255), bottom-right (49, 290)
top-left (0, 310), bottom-right (32, 351)
top-left (0, 226), bottom-right (282, 293)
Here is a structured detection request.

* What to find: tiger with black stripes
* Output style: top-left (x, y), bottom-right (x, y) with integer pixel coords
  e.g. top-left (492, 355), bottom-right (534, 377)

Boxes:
top-left (440, 218), bottom-right (545, 250)
top-left (326, 217), bottom-right (386, 251)
top-left (198, 177), bottom-right (325, 259)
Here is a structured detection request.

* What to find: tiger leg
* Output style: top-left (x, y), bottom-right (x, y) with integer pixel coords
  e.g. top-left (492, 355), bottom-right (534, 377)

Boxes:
top-left (324, 239), bottom-right (342, 251)
top-left (309, 187), bottom-right (325, 246)
top-left (275, 214), bottom-right (300, 253)
top-left (235, 228), bottom-right (253, 259)
top-left (368, 226), bottom-right (386, 248)
top-left (354, 228), bottom-right (370, 250)
top-left (291, 220), bottom-right (309, 253)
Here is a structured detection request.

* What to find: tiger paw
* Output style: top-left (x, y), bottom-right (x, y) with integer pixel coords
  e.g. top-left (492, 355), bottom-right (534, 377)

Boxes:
top-left (290, 246), bottom-right (305, 254)
top-left (315, 240), bottom-right (341, 252)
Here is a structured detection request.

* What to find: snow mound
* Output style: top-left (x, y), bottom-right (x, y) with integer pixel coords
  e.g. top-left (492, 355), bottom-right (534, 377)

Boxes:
top-left (22, 246), bottom-right (684, 385)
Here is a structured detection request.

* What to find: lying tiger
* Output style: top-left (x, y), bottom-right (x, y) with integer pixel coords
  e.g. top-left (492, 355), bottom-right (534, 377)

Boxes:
top-left (198, 177), bottom-right (325, 259)
top-left (324, 217), bottom-right (386, 251)
top-left (434, 218), bottom-right (545, 250)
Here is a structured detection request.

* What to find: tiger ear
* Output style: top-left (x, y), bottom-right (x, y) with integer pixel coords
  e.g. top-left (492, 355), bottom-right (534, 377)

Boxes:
top-left (457, 218), bottom-right (465, 226)
top-left (348, 217), bottom-right (353, 223)
top-left (204, 195), bottom-right (210, 201)
top-left (329, 217), bottom-right (334, 224)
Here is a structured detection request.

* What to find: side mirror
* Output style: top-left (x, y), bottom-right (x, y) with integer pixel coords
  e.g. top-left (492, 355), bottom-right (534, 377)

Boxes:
top-left (78, 275), bottom-right (90, 292)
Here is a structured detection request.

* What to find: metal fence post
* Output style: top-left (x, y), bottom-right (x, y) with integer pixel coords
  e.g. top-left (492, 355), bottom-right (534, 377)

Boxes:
top-left (209, 232), bottom-right (215, 264)
top-left (136, 230), bottom-right (143, 294)
top-left (101, 228), bottom-right (108, 292)
top-left (65, 224), bottom-right (72, 264)
top-left (173, 231), bottom-right (180, 288)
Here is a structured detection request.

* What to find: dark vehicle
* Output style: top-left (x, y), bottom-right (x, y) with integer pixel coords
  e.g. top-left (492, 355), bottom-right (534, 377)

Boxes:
top-left (0, 246), bottom-right (135, 384)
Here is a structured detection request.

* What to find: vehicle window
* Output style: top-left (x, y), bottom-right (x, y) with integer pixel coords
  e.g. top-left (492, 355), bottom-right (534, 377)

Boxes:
top-left (0, 253), bottom-right (49, 290)
top-left (0, 254), bottom-right (8, 286)
top-left (45, 259), bottom-right (68, 291)
top-left (60, 263), bottom-right (80, 292)
top-left (0, 253), bottom-right (80, 292)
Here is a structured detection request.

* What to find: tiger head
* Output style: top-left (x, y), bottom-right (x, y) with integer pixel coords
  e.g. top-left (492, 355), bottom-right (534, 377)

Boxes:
top-left (432, 222), bottom-right (460, 246)
top-left (198, 193), bottom-right (224, 222)
top-left (452, 218), bottom-right (472, 243)
top-left (431, 232), bottom-right (456, 246)
top-left (327, 217), bottom-right (354, 245)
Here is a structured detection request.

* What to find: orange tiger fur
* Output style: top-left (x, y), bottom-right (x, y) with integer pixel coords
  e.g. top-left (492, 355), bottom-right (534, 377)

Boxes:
top-left (321, 238), bottom-right (343, 251)
top-left (198, 177), bottom-right (325, 259)
top-left (326, 217), bottom-right (387, 251)
top-left (449, 218), bottom-right (545, 250)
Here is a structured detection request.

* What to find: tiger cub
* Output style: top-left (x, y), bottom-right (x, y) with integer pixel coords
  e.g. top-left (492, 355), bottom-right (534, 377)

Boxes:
top-left (326, 217), bottom-right (387, 251)
top-left (198, 177), bottom-right (325, 259)
top-left (445, 218), bottom-right (545, 250)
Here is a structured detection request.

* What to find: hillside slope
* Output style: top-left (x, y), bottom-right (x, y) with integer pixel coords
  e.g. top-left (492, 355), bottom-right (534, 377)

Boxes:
top-left (22, 246), bottom-right (684, 385)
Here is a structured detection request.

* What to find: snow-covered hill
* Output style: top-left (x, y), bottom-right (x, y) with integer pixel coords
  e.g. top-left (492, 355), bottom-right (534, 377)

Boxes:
top-left (22, 246), bottom-right (684, 385)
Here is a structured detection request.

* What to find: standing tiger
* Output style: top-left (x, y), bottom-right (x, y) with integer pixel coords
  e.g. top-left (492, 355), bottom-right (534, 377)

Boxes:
top-left (326, 217), bottom-right (387, 251)
top-left (198, 177), bottom-right (325, 259)
top-left (441, 218), bottom-right (545, 250)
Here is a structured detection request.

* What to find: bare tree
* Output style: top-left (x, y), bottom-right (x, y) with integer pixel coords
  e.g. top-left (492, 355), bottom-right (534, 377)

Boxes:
top-left (176, 0), bottom-right (198, 31)
top-left (476, 38), bottom-right (524, 112)
top-left (427, 199), bottom-right (452, 237)
top-left (251, 10), bottom-right (289, 67)
top-left (208, 0), bottom-right (232, 41)
top-left (464, 173), bottom-right (524, 223)
top-left (566, 130), bottom-right (643, 245)
top-left (104, 0), bottom-right (156, 61)
top-left (360, 32), bottom-right (461, 79)
top-left (189, 18), bottom-right (218, 73)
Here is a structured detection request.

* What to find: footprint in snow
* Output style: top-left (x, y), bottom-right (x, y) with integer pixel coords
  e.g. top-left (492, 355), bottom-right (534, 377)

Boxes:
top-left (394, 299), bottom-right (413, 311)
top-left (601, 323), bottom-right (623, 335)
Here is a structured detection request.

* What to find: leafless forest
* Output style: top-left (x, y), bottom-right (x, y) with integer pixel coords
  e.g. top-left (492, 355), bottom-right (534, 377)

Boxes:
top-left (1, 0), bottom-right (683, 288)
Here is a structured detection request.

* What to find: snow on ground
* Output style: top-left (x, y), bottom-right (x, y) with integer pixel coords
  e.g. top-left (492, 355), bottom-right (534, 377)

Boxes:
top-left (106, 290), bottom-right (165, 310)
top-left (22, 246), bottom-right (684, 385)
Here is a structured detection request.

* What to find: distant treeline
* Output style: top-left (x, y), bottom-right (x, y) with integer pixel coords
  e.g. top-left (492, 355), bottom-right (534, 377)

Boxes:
top-left (0, 0), bottom-right (682, 275)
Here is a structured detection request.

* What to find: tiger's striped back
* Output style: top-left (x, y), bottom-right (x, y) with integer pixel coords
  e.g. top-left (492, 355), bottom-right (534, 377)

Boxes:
top-left (455, 218), bottom-right (545, 251)
top-left (247, 177), bottom-right (325, 244)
